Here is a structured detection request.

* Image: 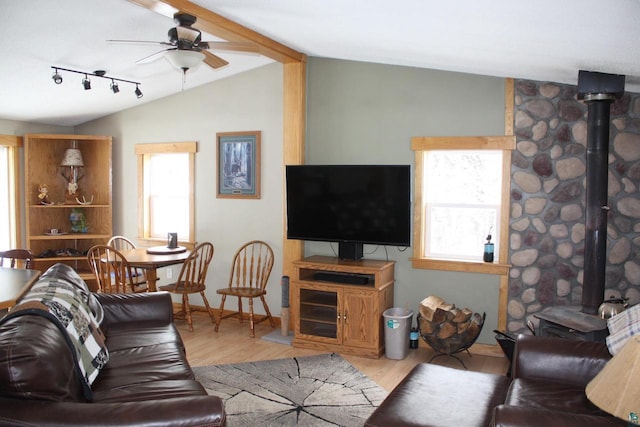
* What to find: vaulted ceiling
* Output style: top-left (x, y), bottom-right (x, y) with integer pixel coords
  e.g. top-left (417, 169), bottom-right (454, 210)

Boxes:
top-left (2, 0), bottom-right (638, 127)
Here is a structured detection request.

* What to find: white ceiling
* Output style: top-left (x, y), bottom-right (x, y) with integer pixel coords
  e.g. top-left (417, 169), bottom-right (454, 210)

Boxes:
top-left (2, 0), bottom-right (639, 127)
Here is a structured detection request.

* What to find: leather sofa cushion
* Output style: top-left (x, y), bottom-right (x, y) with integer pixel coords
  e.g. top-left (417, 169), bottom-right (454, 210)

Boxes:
top-left (505, 378), bottom-right (605, 416)
top-left (96, 292), bottom-right (174, 335)
top-left (10, 271), bottom-right (109, 399)
top-left (95, 342), bottom-right (193, 390)
top-left (93, 379), bottom-right (207, 403)
top-left (491, 405), bottom-right (627, 427)
top-left (512, 335), bottom-right (611, 388)
top-left (0, 315), bottom-right (84, 401)
top-left (103, 322), bottom-right (186, 353)
top-left (365, 363), bottom-right (510, 427)
top-left (91, 321), bottom-right (199, 403)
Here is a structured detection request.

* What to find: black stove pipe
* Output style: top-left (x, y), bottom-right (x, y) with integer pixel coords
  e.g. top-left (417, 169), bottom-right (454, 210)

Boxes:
top-left (582, 99), bottom-right (613, 314)
top-left (577, 71), bottom-right (625, 315)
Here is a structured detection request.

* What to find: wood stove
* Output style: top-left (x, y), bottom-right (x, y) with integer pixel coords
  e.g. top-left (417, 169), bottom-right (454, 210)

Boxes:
top-left (534, 71), bottom-right (625, 342)
top-left (536, 306), bottom-right (608, 342)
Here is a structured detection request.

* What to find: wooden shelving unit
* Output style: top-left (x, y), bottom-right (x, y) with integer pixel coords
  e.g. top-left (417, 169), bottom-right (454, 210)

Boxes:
top-left (24, 134), bottom-right (112, 290)
top-left (291, 255), bottom-right (395, 358)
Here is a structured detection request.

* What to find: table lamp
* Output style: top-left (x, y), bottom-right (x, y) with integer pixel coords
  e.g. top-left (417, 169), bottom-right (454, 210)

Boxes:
top-left (586, 335), bottom-right (640, 423)
top-left (60, 141), bottom-right (85, 201)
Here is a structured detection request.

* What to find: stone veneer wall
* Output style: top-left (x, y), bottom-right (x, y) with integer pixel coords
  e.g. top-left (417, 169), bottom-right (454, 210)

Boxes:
top-left (507, 79), bottom-right (640, 334)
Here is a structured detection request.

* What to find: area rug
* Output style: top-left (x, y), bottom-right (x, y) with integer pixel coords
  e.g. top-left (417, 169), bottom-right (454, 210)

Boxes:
top-left (192, 353), bottom-right (388, 426)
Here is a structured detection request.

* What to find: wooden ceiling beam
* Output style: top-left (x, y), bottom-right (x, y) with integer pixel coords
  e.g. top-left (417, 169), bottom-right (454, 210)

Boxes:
top-left (127, 0), bottom-right (306, 64)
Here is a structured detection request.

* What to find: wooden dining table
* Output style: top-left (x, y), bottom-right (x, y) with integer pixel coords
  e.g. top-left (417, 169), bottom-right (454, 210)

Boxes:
top-left (0, 267), bottom-right (41, 310)
top-left (118, 247), bottom-right (191, 292)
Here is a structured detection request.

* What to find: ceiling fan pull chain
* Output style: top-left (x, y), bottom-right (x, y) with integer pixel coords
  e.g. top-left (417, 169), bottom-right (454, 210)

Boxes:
top-left (182, 68), bottom-right (188, 90)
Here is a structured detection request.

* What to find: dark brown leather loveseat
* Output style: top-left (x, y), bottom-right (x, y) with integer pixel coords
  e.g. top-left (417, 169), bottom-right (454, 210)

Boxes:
top-left (0, 264), bottom-right (225, 426)
top-left (365, 334), bottom-right (624, 427)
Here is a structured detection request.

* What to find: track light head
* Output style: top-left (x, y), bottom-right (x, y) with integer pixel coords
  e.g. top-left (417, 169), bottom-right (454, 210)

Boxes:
top-left (82, 75), bottom-right (91, 90)
top-left (111, 80), bottom-right (120, 94)
top-left (135, 85), bottom-right (143, 98)
top-left (52, 69), bottom-right (63, 84)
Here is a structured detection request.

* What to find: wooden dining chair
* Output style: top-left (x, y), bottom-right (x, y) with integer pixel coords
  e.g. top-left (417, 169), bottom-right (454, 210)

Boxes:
top-left (158, 242), bottom-right (216, 331)
top-left (215, 240), bottom-right (276, 337)
top-left (107, 236), bottom-right (148, 286)
top-left (0, 249), bottom-right (34, 269)
top-left (107, 235), bottom-right (137, 251)
top-left (87, 245), bottom-right (148, 293)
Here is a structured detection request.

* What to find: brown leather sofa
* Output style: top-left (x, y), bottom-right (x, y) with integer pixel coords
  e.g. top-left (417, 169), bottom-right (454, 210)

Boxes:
top-left (0, 265), bottom-right (225, 426)
top-left (365, 334), bottom-right (625, 427)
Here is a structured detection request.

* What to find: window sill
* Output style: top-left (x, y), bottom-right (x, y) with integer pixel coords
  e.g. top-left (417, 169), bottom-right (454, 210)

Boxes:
top-left (411, 257), bottom-right (510, 276)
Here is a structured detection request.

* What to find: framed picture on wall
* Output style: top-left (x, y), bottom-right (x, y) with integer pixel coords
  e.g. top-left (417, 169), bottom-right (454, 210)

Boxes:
top-left (216, 131), bottom-right (261, 199)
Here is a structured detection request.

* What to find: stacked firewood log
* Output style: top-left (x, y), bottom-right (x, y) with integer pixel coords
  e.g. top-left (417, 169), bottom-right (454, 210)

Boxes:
top-left (418, 295), bottom-right (485, 355)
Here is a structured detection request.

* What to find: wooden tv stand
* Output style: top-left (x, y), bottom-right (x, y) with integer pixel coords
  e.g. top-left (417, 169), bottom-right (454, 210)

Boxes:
top-left (291, 255), bottom-right (395, 358)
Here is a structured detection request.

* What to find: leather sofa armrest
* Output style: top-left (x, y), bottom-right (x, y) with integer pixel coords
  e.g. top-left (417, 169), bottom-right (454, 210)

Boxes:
top-left (491, 405), bottom-right (625, 427)
top-left (512, 334), bottom-right (611, 387)
top-left (95, 292), bottom-right (174, 326)
top-left (0, 396), bottom-right (225, 427)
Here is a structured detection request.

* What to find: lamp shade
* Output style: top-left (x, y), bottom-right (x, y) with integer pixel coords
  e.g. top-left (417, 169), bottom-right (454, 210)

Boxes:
top-left (60, 148), bottom-right (84, 167)
top-left (164, 49), bottom-right (205, 71)
top-left (586, 335), bottom-right (640, 422)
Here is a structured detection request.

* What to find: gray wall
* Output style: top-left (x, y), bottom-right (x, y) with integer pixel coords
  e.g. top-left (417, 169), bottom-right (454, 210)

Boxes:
top-left (76, 63), bottom-right (285, 314)
top-left (0, 119), bottom-right (73, 136)
top-left (305, 58), bottom-right (506, 343)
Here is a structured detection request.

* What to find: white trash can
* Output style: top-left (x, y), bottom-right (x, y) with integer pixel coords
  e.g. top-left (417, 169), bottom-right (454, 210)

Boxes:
top-left (383, 307), bottom-right (414, 360)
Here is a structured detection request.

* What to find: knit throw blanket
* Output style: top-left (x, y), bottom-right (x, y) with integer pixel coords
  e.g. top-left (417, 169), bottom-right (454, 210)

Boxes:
top-left (6, 275), bottom-right (109, 400)
top-left (606, 304), bottom-right (640, 355)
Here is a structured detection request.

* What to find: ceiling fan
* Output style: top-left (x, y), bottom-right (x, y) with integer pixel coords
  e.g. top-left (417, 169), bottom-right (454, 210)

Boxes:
top-left (109, 12), bottom-right (258, 73)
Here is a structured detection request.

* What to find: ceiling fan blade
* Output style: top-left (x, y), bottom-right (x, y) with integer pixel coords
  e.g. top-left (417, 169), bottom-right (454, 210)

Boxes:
top-left (108, 39), bottom-right (173, 47)
top-left (203, 51), bottom-right (229, 69)
top-left (201, 41), bottom-right (260, 53)
top-left (136, 49), bottom-right (172, 64)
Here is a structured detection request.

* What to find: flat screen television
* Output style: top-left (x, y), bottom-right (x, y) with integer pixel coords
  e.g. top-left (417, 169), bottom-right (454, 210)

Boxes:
top-left (285, 165), bottom-right (411, 260)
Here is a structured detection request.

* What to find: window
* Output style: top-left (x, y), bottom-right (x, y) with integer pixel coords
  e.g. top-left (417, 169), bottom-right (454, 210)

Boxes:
top-left (0, 135), bottom-right (21, 250)
top-left (425, 150), bottom-right (503, 260)
top-left (136, 142), bottom-right (196, 247)
top-left (411, 136), bottom-right (514, 274)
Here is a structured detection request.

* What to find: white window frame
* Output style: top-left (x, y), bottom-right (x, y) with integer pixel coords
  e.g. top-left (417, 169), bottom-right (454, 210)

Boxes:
top-left (135, 142), bottom-right (196, 248)
top-left (411, 136), bottom-right (515, 275)
top-left (0, 135), bottom-right (22, 250)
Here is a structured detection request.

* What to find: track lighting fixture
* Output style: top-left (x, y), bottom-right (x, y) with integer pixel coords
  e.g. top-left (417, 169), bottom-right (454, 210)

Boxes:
top-left (50, 66), bottom-right (141, 98)
top-left (52, 68), bottom-right (63, 84)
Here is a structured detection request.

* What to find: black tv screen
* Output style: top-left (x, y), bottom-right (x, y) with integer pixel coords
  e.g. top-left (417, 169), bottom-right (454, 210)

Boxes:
top-left (286, 165), bottom-right (411, 258)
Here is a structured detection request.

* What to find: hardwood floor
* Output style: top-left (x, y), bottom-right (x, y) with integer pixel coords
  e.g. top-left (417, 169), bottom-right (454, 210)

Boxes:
top-left (178, 314), bottom-right (510, 392)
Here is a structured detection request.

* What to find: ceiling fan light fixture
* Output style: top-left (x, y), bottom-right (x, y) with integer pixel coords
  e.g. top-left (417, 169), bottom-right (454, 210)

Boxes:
top-left (82, 75), bottom-right (91, 90)
top-left (135, 84), bottom-right (143, 98)
top-left (164, 49), bottom-right (205, 72)
top-left (111, 80), bottom-right (120, 94)
top-left (52, 69), bottom-right (63, 84)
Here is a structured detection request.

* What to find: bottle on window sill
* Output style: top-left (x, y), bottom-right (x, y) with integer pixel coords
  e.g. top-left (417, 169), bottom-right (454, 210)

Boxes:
top-left (483, 230), bottom-right (494, 263)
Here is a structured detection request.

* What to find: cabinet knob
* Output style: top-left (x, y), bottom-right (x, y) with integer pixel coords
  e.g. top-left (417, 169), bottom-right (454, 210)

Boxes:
top-left (343, 311), bottom-right (348, 322)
